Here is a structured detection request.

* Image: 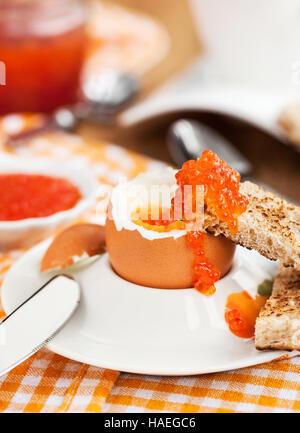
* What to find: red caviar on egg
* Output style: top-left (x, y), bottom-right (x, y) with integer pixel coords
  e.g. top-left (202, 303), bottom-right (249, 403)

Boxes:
top-left (187, 231), bottom-right (220, 296)
top-left (175, 150), bottom-right (248, 234)
top-left (174, 150), bottom-right (248, 295)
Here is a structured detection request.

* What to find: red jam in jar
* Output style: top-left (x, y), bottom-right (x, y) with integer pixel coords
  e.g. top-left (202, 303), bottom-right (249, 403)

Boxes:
top-left (0, 174), bottom-right (82, 221)
top-left (0, 0), bottom-right (87, 114)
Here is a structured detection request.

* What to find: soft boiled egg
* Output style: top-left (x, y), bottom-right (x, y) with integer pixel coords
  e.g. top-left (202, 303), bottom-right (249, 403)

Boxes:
top-left (105, 168), bottom-right (236, 289)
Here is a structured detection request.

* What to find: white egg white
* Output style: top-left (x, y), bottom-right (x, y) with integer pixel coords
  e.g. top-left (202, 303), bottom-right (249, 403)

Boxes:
top-left (110, 168), bottom-right (187, 240)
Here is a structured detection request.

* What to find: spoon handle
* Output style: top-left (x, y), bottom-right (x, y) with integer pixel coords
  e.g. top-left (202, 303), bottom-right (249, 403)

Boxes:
top-left (167, 119), bottom-right (252, 176)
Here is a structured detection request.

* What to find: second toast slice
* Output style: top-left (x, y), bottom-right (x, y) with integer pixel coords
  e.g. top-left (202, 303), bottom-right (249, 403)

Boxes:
top-left (255, 267), bottom-right (300, 350)
top-left (204, 181), bottom-right (300, 270)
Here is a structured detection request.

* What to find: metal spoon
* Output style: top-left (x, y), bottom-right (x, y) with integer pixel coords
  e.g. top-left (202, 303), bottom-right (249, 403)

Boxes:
top-left (6, 69), bottom-right (140, 147)
top-left (54, 70), bottom-right (140, 130)
top-left (167, 119), bottom-right (252, 176)
top-left (167, 119), bottom-right (297, 203)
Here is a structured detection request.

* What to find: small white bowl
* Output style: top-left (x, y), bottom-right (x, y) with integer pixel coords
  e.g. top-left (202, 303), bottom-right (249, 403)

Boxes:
top-left (0, 155), bottom-right (99, 250)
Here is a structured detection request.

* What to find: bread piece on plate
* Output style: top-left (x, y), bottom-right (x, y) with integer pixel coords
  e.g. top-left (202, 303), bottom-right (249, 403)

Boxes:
top-left (204, 181), bottom-right (300, 270)
top-left (278, 104), bottom-right (300, 147)
top-left (255, 268), bottom-right (300, 350)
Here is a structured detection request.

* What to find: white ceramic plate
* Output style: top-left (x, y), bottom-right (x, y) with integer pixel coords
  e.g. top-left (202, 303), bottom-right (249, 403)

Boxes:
top-left (1, 240), bottom-right (286, 376)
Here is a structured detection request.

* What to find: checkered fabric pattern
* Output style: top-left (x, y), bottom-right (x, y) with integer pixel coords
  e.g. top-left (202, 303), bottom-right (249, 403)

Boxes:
top-left (0, 114), bottom-right (299, 413)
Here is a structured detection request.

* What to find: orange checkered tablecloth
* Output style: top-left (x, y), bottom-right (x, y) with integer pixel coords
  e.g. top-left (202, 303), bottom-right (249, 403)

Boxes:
top-left (0, 117), bottom-right (299, 413)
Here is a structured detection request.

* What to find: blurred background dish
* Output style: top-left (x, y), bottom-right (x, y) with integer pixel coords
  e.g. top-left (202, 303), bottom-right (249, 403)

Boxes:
top-left (83, 0), bottom-right (171, 78)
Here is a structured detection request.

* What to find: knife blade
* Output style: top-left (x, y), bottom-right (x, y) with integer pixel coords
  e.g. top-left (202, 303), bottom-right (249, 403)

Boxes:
top-left (0, 275), bottom-right (80, 377)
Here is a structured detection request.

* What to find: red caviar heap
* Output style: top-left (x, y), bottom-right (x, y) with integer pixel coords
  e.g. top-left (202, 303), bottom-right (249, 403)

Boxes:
top-left (175, 150), bottom-right (248, 234)
top-left (187, 230), bottom-right (220, 296)
top-left (175, 150), bottom-right (248, 295)
top-left (0, 174), bottom-right (81, 221)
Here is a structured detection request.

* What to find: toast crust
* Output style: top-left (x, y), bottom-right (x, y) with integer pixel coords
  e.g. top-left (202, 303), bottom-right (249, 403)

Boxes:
top-left (255, 268), bottom-right (300, 351)
top-left (204, 181), bottom-right (300, 270)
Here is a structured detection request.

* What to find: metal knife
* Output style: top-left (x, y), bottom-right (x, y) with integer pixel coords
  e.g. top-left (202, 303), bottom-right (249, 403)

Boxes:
top-left (0, 275), bottom-right (80, 377)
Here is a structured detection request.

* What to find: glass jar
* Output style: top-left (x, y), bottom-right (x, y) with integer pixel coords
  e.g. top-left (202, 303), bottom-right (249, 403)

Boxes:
top-left (0, 0), bottom-right (88, 114)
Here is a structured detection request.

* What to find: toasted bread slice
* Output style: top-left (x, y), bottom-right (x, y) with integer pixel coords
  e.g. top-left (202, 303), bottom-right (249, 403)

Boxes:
top-left (255, 268), bottom-right (300, 350)
top-left (204, 181), bottom-right (300, 270)
top-left (278, 104), bottom-right (300, 147)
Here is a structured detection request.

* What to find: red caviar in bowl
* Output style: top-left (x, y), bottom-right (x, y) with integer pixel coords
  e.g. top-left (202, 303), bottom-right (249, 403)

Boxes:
top-left (0, 174), bottom-right (82, 221)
